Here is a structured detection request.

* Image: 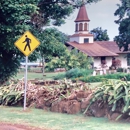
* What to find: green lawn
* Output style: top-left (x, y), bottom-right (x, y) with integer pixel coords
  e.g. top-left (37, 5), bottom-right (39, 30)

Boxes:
top-left (14, 72), bottom-right (64, 80)
top-left (0, 106), bottom-right (130, 130)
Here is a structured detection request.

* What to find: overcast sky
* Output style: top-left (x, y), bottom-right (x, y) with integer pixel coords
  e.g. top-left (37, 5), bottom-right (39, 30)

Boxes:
top-left (56, 0), bottom-right (120, 41)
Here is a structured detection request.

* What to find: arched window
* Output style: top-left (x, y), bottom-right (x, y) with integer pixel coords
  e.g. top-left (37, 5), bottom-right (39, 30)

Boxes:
top-left (75, 23), bottom-right (78, 32)
top-left (79, 23), bottom-right (83, 31)
top-left (84, 23), bottom-right (87, 31)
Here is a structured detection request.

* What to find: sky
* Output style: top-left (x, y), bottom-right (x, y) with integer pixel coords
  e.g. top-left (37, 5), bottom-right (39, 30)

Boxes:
top-left (55, 0), bottom-right (120, 41)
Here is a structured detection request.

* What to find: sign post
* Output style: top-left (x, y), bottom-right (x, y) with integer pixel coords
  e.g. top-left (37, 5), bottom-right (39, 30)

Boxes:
top-left (24, 56), bottom-right (28, 110)
top-left (15, 31), bottom-right (40, 110)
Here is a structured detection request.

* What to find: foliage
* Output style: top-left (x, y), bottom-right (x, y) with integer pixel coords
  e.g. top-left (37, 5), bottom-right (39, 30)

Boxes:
top-left (0, 0), bottom-right (101, 84)
top-left (38, 28), bottom-right (67, 60)
top-left (0, 78), bottom-right (89, 107)
top-left (78, 76), bottom-right (103, 83)
top-left (0, 0), bottom-right (38, 84)
top-left (84, 79), bottom-right (130, 120)
top-left (117, 67), bottom-right (124, 72)
top-left (90, 27), bottom-right (109, 41)
top-left (53, 73), bottom-right (66, 80)
top-left (114, 0), bottom-right (130, 51)
top-left (46, 49), bottom-right (93, 71)
top-left (0, 82), bottom-right (24, 105)
top-left (54, 68), bottom-right (93, 80)
top-left (33, 0), bottom-right (101, 27)
top-left (76, 73), bottom-right (130, 83)
top-left (65, 68), bottom-right (93, 79)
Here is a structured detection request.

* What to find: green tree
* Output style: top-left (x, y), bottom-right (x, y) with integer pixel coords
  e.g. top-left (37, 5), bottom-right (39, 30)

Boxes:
top-left (0, 0), bottom-right (101, 84)
top-left (0, 0), bottom-right (38, 84)
top-left (114, 0), bottom-right (130, 51)
top-left (37, 28), bottom-right (67, 74)
top-left (32, 0), bottom-right (101, 28)
top-left (90, 27), bottom-right (109, 41)
top-left (46, 49), bottom-right (92, 71)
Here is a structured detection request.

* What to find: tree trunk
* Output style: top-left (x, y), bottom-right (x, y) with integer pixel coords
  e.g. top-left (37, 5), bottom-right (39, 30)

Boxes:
top-left (42, 57), bottom-right (45, 75)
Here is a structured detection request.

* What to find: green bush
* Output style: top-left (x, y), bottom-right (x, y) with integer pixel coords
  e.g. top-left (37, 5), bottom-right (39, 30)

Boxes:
top-left (54, 73), bottom-right (66, 80)
top-left (84, 80), bottom-right (130, 120)
top-left (117, 67), bottom-right (123, 72)
top-left (65, 68), bottom-right (93, 79)
top-left (78, 76), bottom-right (105, 82)
top-left (75, 73), bottom-right (130, 83)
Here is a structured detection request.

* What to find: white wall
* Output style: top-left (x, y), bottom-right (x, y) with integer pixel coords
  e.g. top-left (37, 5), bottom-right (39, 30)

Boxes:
top-left (93, 54), bottom-right (128, 69)
top-left (70, 37), bottom-right (79, 43)
top-left (93, 57), bottom-right (101, 68)
top-left (79, 36), bottom-right (93, 43)
top-left (70, 35), bottom-right (93, 43)
top-left (117, 54), bottom-right (127, 68)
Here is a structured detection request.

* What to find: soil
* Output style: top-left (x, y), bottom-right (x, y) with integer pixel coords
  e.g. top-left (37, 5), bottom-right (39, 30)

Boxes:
top-left (0, 122), bottom-right (51, 130)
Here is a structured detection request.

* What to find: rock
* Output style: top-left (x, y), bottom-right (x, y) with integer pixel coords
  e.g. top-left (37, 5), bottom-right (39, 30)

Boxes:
top-left (76, 91), bottom-right (85, 98)
top-left (50, 102), bottom-right (59, 112)
top-left (110, 112), bottom-right (121, 120)
top-left (67, 100), bottom-right (81, 114)
top-left (81, 94), bottom-right (93, 110)
top-left (86, 101), bottom-right (106, 117)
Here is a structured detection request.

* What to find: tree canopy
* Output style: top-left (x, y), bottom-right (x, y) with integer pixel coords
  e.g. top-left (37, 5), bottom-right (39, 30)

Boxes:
top-left (0, 0), bottom-right (101, 84)
top-left (90, 27), bottom-right (109, 41)
top-left (114, 0), bottom-right (130, 51)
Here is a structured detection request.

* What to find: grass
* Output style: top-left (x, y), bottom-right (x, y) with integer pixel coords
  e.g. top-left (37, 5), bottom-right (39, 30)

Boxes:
top-left (0, 106), bottom-right (130, 130)
top-left (14, 72), bottom-right (65, 80)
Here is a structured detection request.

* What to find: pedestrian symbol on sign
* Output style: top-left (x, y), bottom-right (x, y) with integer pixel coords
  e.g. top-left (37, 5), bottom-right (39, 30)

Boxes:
top-left (23, 35), bottom-right (31, 51)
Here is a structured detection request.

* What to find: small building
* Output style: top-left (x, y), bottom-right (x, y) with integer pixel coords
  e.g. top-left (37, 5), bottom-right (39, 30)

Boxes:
top-left (65, 3), bottom-right (130, 70)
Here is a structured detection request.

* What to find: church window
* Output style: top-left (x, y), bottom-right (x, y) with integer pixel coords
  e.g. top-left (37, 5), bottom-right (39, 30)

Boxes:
top-left (75, 23), bottom-right (78, 32)
top-left (84, 38), bottom-right (89, 43)
top-left (79, 23), bottom-right (83, 31)
top-left (84, 23), bottom-right (87, 31)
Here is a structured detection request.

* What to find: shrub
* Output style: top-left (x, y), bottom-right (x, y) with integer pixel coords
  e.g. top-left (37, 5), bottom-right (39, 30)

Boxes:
top-left (54, 73), bottom-right (66, 80)
top-left (117, 67), bottom-right (123, 72)
top-left (65, 68), bottom-right (93, 79)
top-left (78, 76), bottom-right (106, 83)
top-left (84, 80), bottom-right (130, 120)
top-left (75, 73), bottom-right (130, 83)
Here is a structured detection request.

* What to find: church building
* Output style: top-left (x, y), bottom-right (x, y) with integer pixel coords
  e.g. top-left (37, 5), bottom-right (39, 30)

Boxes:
top-left (66, 3), bottom-right (130, 69)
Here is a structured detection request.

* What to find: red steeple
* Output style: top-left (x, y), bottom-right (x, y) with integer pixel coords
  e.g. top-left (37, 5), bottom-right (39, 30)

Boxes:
top-left (75, 4), bottom-right (90, 22)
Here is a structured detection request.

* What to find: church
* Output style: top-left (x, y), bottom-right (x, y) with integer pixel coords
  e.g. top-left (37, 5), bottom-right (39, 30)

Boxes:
top-left (65, 3), bottom-right (130, 70)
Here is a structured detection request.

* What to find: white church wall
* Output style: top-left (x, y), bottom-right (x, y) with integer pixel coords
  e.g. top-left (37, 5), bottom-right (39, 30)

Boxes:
top-left (69, 37), bottom-right (79, 43)
top-left (117, 54), bottom-right (127, 68)
top-left (79, 36), bottom-right (93, 43)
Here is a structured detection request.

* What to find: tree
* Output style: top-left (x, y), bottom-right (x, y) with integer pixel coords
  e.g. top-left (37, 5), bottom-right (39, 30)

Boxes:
top-left (46, 49), bottom-right (93, 71)
top-left (32, 0), bottom-right (101, 28)
top-left (0, 0), bottom-right (101, 84)
top-left (90, 27), bottom-right (109, 41)
top-left (37, 28), bottom-right (67, 74)
top-left (114, 0), bottom-right (130, 51)
top-left (0, 0), bottom-right (38, 84)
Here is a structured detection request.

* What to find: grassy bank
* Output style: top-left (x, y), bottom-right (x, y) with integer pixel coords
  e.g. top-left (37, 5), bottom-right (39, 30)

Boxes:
top-left (0, 106), bottom-right (130, 130)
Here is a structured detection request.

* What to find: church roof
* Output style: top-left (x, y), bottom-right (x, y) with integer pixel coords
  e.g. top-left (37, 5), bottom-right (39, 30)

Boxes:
top-left (75, 4), bottom-right (90, 22)
top-left (66, 41), bottom-right (119, 57)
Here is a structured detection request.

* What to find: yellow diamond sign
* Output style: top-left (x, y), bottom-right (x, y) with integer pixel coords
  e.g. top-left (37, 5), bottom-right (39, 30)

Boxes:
top-left (15, 31), bottom-right (40, 56)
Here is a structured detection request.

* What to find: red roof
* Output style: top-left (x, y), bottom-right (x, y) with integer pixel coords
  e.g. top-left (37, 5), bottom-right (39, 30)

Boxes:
top-left (66, 41), bottom-right (118, 57)
top-left (96, 41), bottom-right (122, 53)
top-left (75, 5), bottom-right (90, 22)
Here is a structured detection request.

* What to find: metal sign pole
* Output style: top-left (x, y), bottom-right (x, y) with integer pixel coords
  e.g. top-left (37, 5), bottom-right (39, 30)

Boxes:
top-left (24, 56), bottom-right (28, 110)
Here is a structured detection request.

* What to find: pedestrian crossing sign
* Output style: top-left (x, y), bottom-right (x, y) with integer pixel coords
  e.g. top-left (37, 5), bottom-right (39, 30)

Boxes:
top-left (14, 31), bottom-right (40, 56)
